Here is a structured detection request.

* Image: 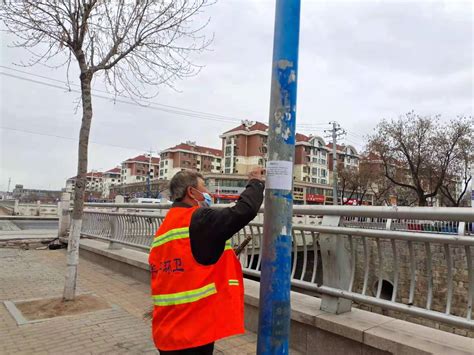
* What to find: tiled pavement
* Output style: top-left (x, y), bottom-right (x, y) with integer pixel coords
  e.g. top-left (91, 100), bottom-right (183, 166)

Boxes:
top-left (0, 248), bottom-right (300, 354)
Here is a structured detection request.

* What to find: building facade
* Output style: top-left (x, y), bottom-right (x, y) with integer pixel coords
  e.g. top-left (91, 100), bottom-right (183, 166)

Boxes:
top-left (12, 184), bottom-right (62, 203)
top-left (121, 154), bottom-right (160, 185)
top-left (220, 121), bottom-right (268, 175)
top-left (102, 167), bottom-right (121, 199)
top-left (159, 141), bottom-right (222, 180)
top-left (66, 171), bottom-right (104, 194)
top-left (203, 173), bottom-right (365, 205)
top-left (220, 121), bottom-right (331, 185)
top-left (327, 143), bottom-right (360, 187)
top-left (327, 143), bottom-right (360, 171)
top-left (66, 171), bottom-right (106, 201)
top-left (294, 134), bottom-right (330, 185)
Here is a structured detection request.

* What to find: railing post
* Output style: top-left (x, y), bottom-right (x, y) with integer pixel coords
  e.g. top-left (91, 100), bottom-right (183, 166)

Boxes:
top-left (13, 199), bottom-right (19, 215)
top-left (108, 195), bottom-right (123, 250)
top-left (57, 193), bottom-right (71, 238)
top-left (36, 200), bottom-right (41, 216)
top-left (319, 215), bottom-right (352, 314)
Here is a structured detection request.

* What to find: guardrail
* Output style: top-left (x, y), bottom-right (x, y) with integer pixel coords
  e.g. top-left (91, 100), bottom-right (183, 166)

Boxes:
top-left (78, 203), bottom-right (474, 330)
top-left (0, 200), bottom-right (59, 217)
top-left (0, 200), bottom-right (15, 214)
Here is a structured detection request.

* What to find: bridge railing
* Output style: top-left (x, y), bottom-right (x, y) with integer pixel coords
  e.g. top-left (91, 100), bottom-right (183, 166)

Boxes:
top-left (0, 200), bottom-right (16, 215)
top-left (78, 203), bottom-right (474, 330)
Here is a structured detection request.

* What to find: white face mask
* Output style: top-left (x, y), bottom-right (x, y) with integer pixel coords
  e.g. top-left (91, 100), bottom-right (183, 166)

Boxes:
top-left (192, 188), bottom-right (212, 207)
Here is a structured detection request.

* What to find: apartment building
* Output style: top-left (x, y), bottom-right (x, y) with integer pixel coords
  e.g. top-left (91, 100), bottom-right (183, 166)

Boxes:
top-left (327, 143), bottom-right (360, 171)
top-left (159, 141), bottom-right (222, 180)
top-left (102, 167), bottom-right (121, 198)
top-left (294, 134), bottom-right (330, 184)
top-left (220, 121), bottom-right (331, 185)
top-left (121, 154), bottom-right (160, 184)
top-left (219, 121), bottom-right (268, 175)
top-left (66, 171), bottom-right (104, 193)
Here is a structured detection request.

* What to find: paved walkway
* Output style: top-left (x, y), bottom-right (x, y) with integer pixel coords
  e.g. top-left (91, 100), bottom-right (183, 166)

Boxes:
top-left (0, 248), bottom-right (295, 354)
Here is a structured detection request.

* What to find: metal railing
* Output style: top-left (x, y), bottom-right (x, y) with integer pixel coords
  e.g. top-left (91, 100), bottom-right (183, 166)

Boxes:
top-left (78, 203), bottom-right (474, 330)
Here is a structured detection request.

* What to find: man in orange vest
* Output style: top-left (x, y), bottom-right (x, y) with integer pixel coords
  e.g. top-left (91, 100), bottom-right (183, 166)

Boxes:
top-left (149, 168), bottom-right (264, 354)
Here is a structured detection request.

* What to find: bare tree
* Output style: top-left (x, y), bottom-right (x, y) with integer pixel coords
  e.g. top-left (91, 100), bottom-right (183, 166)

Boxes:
top-left (368, 112), bottom-right (472, 206)
top-left (357, 155), bottom-right (393, 206)
top-left (338, 165), bottom-right (369, 205)
top-left (439, 146), bottom-right (472, 206)
top-left (1, 0), bottom-right (212, 300)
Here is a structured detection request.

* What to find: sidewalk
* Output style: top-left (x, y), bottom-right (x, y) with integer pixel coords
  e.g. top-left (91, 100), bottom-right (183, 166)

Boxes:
top-left (0, 248), bottom-right (299, 354)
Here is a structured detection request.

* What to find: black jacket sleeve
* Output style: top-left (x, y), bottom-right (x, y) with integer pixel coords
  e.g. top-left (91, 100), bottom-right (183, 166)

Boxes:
top-left (189, 179), bottom-right (264, 265)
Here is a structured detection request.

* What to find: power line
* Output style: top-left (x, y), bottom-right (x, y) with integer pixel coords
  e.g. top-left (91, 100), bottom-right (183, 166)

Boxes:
top-left (346, 132), bottom-right (366, 140)
top-left (345, 138), bottom-right (365, 147)
top-left (0, 65), bottom-right (244, 123)
top-left (297, 123), bottom-right (330, 127)
top-left (1, 65), bottom-right (334, 131)
top-left (1, 68), bottom-right (375, 152)
top-left (0, 71), bottom-right (243, 124)
top-left (0, 125), bottom-right (154, 152)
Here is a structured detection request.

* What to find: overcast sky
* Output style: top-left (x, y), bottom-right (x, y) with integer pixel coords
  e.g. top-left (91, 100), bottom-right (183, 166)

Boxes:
top-left (0, 0), bottom-right (472, 191)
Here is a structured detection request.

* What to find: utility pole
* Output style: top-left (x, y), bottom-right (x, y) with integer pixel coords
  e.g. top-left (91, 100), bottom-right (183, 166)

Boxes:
top-left (7, 177), bottom-right (11, 193)
top-left (325, 122), bottom-right (345, 205)
top-left (146, 149), bottom-right (153, 198)
top-left (257, 1), bottom-right (301, 354)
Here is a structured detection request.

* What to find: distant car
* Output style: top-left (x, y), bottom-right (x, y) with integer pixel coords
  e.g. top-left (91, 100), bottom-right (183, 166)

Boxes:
top-left (129, 198), bottom-right (169, 204)
top-left (128, 198), bottom-right (171, 214)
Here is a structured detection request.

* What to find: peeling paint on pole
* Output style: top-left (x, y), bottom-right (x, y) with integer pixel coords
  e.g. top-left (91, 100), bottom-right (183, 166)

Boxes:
top-left (257, 0), bottom-right (301, 354)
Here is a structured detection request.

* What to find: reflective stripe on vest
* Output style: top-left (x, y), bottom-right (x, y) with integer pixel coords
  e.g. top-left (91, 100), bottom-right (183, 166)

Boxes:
top-left (151, 227), bottom-right (189, 249)
top-left (152, 282), bottom-right (217, 306)
top-left (228, 279), bottom-right (239, 286)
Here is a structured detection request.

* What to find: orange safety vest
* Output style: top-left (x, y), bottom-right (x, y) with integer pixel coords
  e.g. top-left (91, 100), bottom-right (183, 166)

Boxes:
top-left (148, 206), bottom-right (244, 351)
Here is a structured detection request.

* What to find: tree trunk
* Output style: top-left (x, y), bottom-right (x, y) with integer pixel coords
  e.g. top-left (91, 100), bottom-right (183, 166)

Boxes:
top-left (63, 71), bottom-right (93, 301)
top-left (418, 194), bottom-right (427, 207)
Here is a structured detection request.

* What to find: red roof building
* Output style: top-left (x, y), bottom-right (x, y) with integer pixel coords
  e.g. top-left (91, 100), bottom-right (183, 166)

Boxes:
top-left (121, 154), bottom-right (160, 184)
top-left (159, 141), bottom-right (223, 180)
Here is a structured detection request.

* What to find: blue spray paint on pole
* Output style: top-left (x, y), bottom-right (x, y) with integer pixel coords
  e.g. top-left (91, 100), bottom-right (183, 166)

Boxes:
top-left (257, 0), bottom-right (301, 354)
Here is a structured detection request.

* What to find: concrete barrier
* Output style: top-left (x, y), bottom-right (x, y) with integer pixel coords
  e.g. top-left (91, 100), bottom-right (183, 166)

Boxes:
top-left (76, 239), bottom-right (474, 354)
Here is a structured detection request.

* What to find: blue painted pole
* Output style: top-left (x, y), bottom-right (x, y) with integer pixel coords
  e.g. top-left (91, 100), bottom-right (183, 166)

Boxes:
top-left (257, 0), bottom-right (301, 354)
